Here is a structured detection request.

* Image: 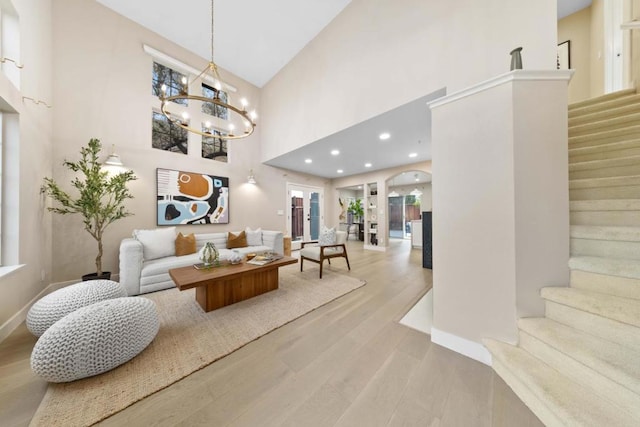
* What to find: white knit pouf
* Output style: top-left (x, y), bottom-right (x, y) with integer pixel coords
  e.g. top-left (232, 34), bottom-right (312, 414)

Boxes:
top-left (26, 280), bottom-right (127, 337)
top-left (31, 297), bottom-right (159, 383)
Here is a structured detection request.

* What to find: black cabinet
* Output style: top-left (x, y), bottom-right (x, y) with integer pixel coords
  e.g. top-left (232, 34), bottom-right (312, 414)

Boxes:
top-left (422, 212), bottom-right (432, 269)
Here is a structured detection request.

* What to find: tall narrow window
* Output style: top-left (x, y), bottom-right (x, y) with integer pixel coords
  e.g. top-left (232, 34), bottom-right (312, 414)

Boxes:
top-left (0, 109), bottom-right (19, 268)
top-left (0, 112), bottom-right (3, 263)
top-left (201, 83), bottom-right (228, 120)
top-left (152, 62), bottom-right (188, 106)
top-left (201, 126), bottom-right (227, 162)
top-left (152, 111), bottom-right (188, 154)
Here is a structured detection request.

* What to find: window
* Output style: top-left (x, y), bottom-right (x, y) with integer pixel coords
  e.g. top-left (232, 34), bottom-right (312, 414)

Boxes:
top-left (0, 112), bottom-right (3, 262)
top-left (201, 127), bottom-right (227, 162)
top-left (201, 83), bottom-right (228, 120)
top-left (152, 111), bottom-right (188, 154)
top-left (0, 108), bottom-right (19, 268)
top-left (147, 47), bottom-right (239, 163)
top-left (152, 62), bottom-right (188, 105)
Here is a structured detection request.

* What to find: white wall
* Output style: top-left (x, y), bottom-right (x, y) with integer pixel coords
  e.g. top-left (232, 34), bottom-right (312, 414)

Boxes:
top-left (50, 0), bottom-right (326, 282)
top-left (260, 0), bottom-right (557, 163)
top-left (0, 0), bottom-right (53, 336)
top-left (430, 71), bottom-right (571, 362)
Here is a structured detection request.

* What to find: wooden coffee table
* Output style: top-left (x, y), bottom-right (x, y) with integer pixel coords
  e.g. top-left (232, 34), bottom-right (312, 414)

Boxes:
top-left (169, 256), bottom-right (298, 312)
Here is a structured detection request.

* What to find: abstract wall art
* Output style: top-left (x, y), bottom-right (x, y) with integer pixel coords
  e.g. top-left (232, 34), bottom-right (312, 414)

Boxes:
top-left (157, 168), bottom-right (229, 225)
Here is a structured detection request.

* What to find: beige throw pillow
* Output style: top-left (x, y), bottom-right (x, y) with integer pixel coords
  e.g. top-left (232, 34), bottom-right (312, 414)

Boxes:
top-left (175, 232), bottom-right (196, 256)
top-left (227, 231), bottom-right (248, 249)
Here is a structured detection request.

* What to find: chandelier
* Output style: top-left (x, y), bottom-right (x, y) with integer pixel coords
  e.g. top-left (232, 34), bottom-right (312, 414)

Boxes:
top-left (160, 0), bottom-right (256, 140)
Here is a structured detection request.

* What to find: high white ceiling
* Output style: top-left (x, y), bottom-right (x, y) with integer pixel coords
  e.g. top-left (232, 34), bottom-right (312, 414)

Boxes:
top-left (96, 0), bottom-right (352, 88)
top-left (96, 0), bottom-right (592, 179)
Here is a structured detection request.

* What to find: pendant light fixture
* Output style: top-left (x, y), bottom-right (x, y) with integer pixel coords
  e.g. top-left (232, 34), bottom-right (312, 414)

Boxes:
top-left (410, 173), bottom-right (423, 196)
top-left (160, 0), bottom-right (257, 140)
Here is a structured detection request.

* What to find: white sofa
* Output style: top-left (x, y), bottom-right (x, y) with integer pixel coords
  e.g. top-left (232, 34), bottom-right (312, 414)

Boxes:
top-left (119, 229), bottom-right (284, 296)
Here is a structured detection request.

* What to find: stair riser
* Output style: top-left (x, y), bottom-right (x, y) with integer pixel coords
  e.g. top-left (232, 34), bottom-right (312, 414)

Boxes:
top-left (491, 358), bottom-right (564, 427)
top-left (569, 256), bottom-right (640, 280)
top-left (571, 238), bottom-right (640, 260)
top-left (569, 130), bottom-right (640, 149)
top-left (570, 117), bottom-right (640, 138)
top-left (570, 270), bottom-right (640, 300)
top-left (519, 331), bottom-right (640, 412)
top-left (570, 145), bottom-right (640, 163)
top-left (545, 302), bottom-right (640, 353)
top-left (543, 288), bottom-right (640, 327)
top-left (570, 163), bottom-right (640, 180)
top-left (569, 89), bottom-right (637, 113)
top-left (570, 185), bottom-right (640, 200)
top-left (569, 104), bottom-right (640, 127)
top-left (570, 210), bottom-right (640, 227)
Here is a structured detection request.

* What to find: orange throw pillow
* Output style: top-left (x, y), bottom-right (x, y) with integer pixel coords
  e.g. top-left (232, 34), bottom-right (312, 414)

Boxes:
top-left (175, 232), bottom-right (196, 256)
top-left (227, 230), bottom-right (248, 249)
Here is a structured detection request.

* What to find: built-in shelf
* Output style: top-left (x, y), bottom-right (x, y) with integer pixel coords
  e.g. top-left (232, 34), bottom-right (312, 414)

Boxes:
top-left (365, 183), bottom-right (379, 246)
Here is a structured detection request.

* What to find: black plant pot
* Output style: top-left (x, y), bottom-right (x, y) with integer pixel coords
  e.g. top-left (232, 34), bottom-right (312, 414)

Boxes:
top-left (82, 271), bottom-right (112, 281)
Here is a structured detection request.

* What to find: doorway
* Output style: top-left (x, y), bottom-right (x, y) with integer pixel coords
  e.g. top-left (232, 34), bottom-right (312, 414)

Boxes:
top-left (287, 183), bottom-right (323, 248)
top-left (386, 171), bottom-right (431, 241)
top-left (389, 196), bottom-right (404, 238)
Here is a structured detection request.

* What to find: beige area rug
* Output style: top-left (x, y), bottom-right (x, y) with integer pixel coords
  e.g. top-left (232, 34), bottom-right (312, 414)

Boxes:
top-left (30, 266), bottom-right (365, 427)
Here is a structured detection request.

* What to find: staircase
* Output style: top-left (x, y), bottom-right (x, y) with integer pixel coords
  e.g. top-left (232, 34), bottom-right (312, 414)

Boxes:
top-left (486, 89), bottom-right (640, 426)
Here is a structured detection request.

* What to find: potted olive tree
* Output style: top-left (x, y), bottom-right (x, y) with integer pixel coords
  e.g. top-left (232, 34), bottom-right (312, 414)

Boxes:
top-left (41, 138), bottom-right (137, 280)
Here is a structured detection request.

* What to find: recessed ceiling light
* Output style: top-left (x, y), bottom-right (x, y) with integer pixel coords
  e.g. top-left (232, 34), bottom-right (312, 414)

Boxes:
top-left (379, 133), bottom-right (390, 140)
top-left (331, 149), bottom-right (340, 156)
top-left (305, 158), bottom-right (312, 164)
top-left (409, 153), bottom-right (417, 158)
top-left (337, 169), bottom-right (343, 174)
top-left (364, 163), bottom-right (372, 168)
top-left (358, 186), bottom-right (362, 189)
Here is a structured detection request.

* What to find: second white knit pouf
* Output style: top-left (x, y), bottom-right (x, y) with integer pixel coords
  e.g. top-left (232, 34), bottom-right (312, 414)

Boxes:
top-left (31, 297), bottom-right (159, 383)
top-left (26, 280), bottom-right (127, 337)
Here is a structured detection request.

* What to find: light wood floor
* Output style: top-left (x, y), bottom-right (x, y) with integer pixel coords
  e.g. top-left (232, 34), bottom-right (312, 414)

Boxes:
top-left (0, 239), bottom-right (543, 426)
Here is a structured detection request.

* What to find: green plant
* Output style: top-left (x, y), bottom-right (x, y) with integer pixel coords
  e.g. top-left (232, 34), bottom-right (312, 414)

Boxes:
top-left (347, 198), bottom-right (364, 221)
top-left (41, 138), bottom-right (137, 276)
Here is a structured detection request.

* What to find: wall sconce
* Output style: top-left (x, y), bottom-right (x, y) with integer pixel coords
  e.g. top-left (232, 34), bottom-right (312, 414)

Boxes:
top-left (0, 57), bottom-right (24, 68)
top-left (22, 96), bottom-right (52, 108)
top-left (247, 169), bottom-right (257, 185)
top-left (101, 145), bottom-right (129, 174)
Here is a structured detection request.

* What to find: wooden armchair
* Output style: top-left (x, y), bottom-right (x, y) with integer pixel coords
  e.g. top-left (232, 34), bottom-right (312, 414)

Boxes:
top-left (300, 230), bottom-right (351, 278)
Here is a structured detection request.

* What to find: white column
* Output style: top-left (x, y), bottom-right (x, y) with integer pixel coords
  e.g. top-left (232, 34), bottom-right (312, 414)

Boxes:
top-left (428, 70), bottom-right (573, 365)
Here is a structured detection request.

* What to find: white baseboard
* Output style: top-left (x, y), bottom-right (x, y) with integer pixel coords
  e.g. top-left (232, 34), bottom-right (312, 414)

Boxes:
top-left (431, 327), bottom-right (493, 366)
top-left (0, 279), bottom-right (80, 343)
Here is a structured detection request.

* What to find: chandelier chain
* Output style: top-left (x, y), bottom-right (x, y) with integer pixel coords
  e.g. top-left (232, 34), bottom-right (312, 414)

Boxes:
top-left (211, 0), bottom-right (219, 62)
